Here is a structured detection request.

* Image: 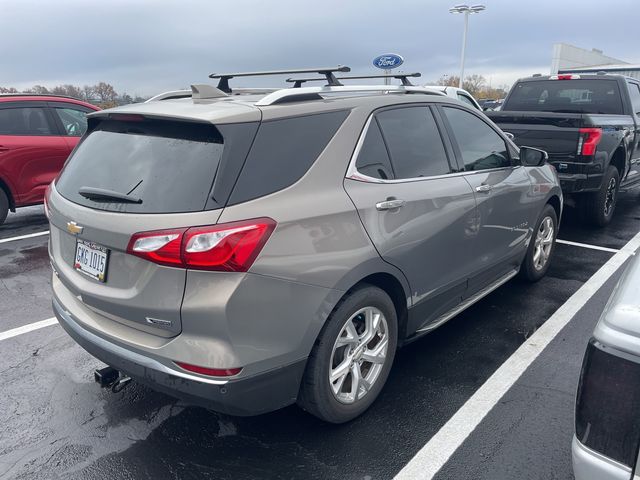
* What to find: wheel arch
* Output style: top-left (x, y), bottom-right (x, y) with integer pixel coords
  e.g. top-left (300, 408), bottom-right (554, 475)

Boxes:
top-left (546, 194), bottom-right (562, 222)
top-left (330, 259), bottom-right (411, 346)
top-left (609, 145), bottom-right (627, 178)
top-left (0, 176), bottom-right (15, 211)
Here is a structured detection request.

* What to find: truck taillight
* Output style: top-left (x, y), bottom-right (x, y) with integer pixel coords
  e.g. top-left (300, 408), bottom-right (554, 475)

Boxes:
top-left (577, 128), bottom-right (602, 156)
top-left (126, 218), bottom-right (276, 272)
top-left (550, 74), bottom-right (581, 80)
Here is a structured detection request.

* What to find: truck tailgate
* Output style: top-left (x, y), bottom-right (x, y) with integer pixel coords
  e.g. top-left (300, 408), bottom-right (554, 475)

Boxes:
top-left (486, 111), bottom-right (583, 160)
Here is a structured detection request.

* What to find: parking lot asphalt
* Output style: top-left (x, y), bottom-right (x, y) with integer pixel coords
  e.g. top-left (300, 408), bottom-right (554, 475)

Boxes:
top-left (1, 189), bottom-right (639, 480)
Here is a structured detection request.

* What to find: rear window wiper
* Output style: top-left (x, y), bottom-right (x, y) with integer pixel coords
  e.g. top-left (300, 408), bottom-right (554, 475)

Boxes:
top-left (78, 186), bottom-right (142, 204)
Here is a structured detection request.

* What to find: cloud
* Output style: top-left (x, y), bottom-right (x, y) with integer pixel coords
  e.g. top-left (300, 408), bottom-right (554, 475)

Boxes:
top-left (0, 0), bottom-right (637, 95)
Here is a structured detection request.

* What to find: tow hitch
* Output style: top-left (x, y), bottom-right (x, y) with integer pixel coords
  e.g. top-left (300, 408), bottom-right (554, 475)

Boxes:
top-left (94, 366), bottom-right (132, 393)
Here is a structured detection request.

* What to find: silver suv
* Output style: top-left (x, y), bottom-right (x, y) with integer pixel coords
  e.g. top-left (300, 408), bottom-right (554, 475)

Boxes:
top-left (48, 67), bottom-right (562, 423)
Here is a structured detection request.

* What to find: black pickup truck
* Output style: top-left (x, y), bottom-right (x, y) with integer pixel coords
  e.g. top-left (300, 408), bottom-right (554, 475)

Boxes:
top-left (487, 74), bottom-right (640, 226)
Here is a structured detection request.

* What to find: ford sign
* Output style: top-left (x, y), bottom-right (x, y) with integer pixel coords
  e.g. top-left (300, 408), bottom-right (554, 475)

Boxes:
top-left (373, 54), bottom-right (404, 70)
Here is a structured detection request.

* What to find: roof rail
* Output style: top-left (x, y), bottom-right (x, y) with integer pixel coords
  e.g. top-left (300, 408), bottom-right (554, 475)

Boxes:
top-left (209, 66), bottom-right (351, 93)
top-left (286, 72), bottom-right (422, 88)
top-left (145, 90), bottom-right (192, 102)
top-left (0, 93), bottom-right (84, 101)
top-left (255, 85), bottom-right (445, 106)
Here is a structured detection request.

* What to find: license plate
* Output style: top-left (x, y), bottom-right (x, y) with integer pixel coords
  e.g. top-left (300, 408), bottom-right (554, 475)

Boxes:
top-left (74, 240), bottom-right (109, 282)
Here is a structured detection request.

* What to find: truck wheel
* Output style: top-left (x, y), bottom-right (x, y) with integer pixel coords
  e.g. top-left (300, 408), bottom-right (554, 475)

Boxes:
top-left (298, 285), bottom-right (397, 423)
top-left (520, 204), bottom-right (557, 282)
top-left (0, 189), bottom-right (8, 226)
top-left (581, 165), bottom-right (620, 227)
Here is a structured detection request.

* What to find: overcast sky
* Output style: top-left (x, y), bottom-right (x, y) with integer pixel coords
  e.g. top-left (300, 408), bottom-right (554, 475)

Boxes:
top-left (1, 0), bottom-right (637, 96)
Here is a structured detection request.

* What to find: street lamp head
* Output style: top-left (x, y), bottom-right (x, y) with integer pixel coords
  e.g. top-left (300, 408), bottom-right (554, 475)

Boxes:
top-left (449, 3), bottom-right (486, 13)
top-left (449, 4), bottom-right (469, 13)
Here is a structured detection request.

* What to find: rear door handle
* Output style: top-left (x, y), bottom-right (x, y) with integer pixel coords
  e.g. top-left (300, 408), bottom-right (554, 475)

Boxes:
top-left (475, 184), bottom-right (492, 193)
top-left (376, 199), bottom-right (405, 211)
top-left (0, 146), bottom-right (10, 153)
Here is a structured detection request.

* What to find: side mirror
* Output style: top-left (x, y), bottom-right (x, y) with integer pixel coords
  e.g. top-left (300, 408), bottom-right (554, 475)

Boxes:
top-left (520, 146), bottom-right (548, 167)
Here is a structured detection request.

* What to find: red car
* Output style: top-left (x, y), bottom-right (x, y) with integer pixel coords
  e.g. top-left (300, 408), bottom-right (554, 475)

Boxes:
top-left (0, 94), bottom-right (99, 225)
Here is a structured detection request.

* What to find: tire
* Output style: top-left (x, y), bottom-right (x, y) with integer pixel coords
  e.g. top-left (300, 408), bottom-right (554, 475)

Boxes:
top-left (519, 204), bottom-right (558, 282)
top-left (298, 285), bottom-right (398, 423)
top-left (580, 165), bottom-right (620, 227)
top-left (0, 189), bottom-right (8, 226)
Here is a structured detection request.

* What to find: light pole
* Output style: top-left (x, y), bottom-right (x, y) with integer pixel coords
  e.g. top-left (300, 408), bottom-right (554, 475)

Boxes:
top-left (449, 4), bottom-right (486, 89)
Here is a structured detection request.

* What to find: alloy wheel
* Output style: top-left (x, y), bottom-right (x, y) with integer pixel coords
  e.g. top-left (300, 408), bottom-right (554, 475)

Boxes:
top-left (604, 177), bottom-right (617, 217)
top-left (329, 306), bottom-right (389, 404)
top-left (533, 216), bottom-right (554, 271)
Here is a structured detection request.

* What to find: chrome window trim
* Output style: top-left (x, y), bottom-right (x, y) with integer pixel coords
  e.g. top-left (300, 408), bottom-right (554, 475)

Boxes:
top-left (346, 108), bottom-right (520, 185)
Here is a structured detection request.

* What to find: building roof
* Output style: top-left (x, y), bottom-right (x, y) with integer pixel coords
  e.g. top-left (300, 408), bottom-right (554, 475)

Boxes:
top-left (559, 63), bottom-right (640, 72)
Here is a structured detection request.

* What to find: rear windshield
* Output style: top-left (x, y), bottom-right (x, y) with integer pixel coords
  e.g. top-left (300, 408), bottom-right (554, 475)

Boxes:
top-left (504, 79), bottom-right (623, 114)
top-left (56, 119), bottom-right (224, 213)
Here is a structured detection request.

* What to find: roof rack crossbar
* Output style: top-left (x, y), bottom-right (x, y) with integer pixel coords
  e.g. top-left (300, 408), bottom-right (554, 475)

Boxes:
top-left (209, 66), bottom-right (351, 93)
top-left (287, 72), bottom-right (422, 87)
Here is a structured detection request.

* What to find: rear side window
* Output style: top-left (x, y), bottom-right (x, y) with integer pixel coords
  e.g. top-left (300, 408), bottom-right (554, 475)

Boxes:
top-left (375, 107), bottom-right (451, 179)
top-left (0, 107), bottom-right (53, 135)
top-left (355, 121), bottom-right (394, 180)
top-left (442, 107), bottom-right (510, 171)
top-left (56, 119), bottom-right (225, 213)
top-left (228, 110), bottom-right (348, 205)
top-left (53, 107), bottom-right (90, 136)
top-left (504, 79), bottom-right (623, 114)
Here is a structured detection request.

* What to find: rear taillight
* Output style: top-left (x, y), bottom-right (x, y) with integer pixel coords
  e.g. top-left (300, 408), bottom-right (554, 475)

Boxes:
top-left (175, 361), bottom-right (242, 377)
top-left (128, 228), bottom-right (186, 267)
top-left (126, 218), bottom-right (276, 272)
top-left (577, 127), bottom-right (602, 156)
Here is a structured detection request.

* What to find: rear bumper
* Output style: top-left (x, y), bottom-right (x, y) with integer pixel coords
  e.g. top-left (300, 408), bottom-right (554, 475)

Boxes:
top-left (557, 172), bottom-right (604, 193)
top-left (53, 296), bottom-right (306, 416)
top-left (572, 436), bottom-right (632, 480)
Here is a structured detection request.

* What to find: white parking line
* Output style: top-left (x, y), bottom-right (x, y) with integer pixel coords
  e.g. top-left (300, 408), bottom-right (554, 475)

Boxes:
top-left (0, 317), bottom-right (58, 342)
top-left (394, 229), bottom-right (640, 480)
top-left (0, 230), bottom-right (50, 244)
top-left (556, 238), bottom-right (620, 254)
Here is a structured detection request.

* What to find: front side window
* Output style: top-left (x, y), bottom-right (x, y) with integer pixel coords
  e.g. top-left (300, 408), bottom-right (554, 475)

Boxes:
top-left (628, 82), bottom-right (640, 115)
top-left (375, 106), bottom-right (451, 179)
top-left (442, 106), bottom-right (510, 171)
top-left (53, 107), bottom-right (90, 136)
top-left (0, 107), bottom-right (53, 136)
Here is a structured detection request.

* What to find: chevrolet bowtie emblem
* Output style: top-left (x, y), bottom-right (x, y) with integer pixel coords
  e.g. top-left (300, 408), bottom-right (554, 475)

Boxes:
top-left (66, 221), bottom-right (84, 235)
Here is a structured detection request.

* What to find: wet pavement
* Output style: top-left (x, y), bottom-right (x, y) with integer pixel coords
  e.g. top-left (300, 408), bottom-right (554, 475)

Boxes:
top-left (1, 189), bottom-right (639, 480)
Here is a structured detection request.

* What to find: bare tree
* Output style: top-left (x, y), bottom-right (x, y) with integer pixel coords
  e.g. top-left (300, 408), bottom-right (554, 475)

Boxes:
top-left (81, 85), bottom-right (95, 102)
top-left (436, 75), bottom-right (460, 87)
top-left (0, 87), bottom-right (18, 93)
top-left (462, 74), bottom-right (486, 96)
top-left (24, 85), bottom-right (50, 94)
top-left (93, 82), bottom-right (117, 104)
top-left (51, 84), bottom-right (83, 99)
